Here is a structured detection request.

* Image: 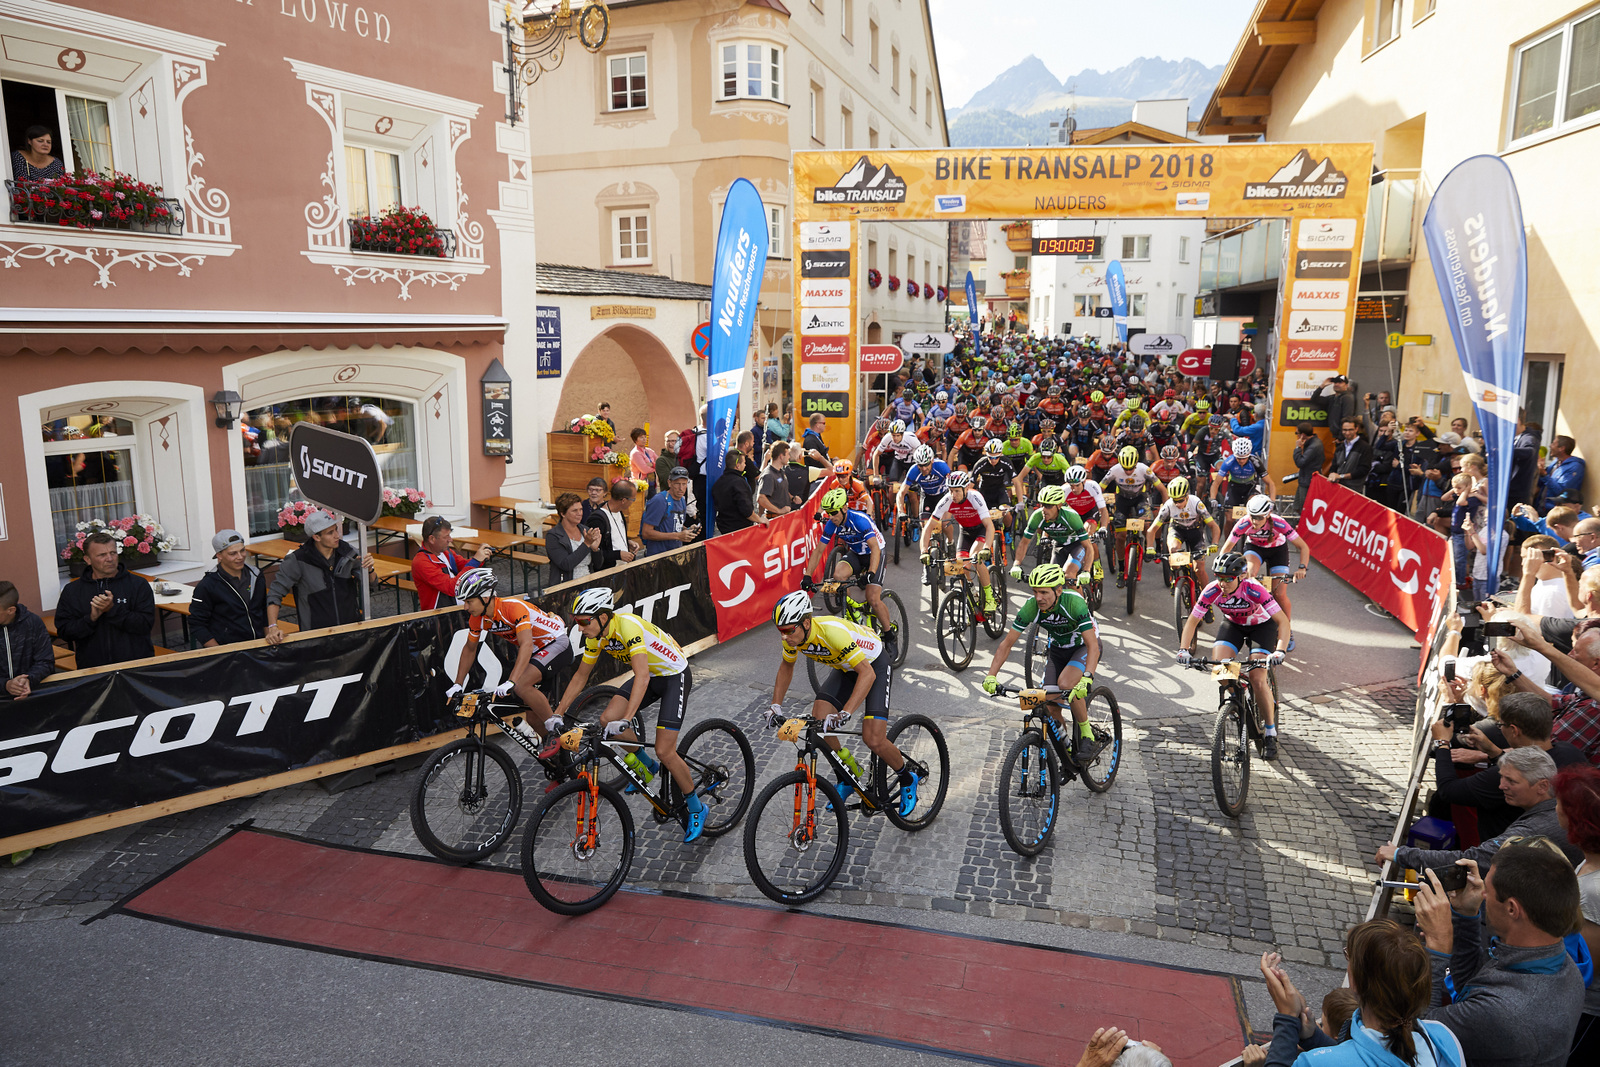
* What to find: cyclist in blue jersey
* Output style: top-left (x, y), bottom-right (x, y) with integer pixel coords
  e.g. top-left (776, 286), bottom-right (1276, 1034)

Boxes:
top-left (1208, 438), bottom-right (1276, 509)
top-left (896, 444), bottom-right (951, 544)
top-left (802, 487), bottom-right (896, 636)
top-left (927, 390), bottom-right (956, 424)
top-left (888, 388), bottom-right (922, 428)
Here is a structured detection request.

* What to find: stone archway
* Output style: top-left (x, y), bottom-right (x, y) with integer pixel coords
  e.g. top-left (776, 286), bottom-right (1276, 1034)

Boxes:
top-left (553, 324), bottom-right (696, 449)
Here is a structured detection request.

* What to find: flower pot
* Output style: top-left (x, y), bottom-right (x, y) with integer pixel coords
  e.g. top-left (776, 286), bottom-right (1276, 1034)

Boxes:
top-left (124, 551), bottom-right (160, 571)
top-left (68, 559), bottom-right (88, 580)
top-left (282, 526), bottom-right (307, 543)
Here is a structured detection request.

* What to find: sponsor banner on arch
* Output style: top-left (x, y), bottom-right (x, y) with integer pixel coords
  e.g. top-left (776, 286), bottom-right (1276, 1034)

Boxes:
top-left (705, 478), bottom-right (833, 642)
top-left (1297, 474), bottom-right (1449, 636)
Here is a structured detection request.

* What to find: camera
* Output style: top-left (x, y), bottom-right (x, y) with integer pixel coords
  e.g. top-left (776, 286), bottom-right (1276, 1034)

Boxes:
top-left (1482, 621), bottom-right (1517, 638)
top-left (1441, 702), bottom-right (1484, 729)
top-left (1428, 864), bottom-right (1471, 892)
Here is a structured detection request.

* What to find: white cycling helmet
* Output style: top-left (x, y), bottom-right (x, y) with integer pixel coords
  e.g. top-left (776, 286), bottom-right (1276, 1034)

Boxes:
top-left (570, 586), bottom-right (616, 617)
top-left (772, 590), bottom-right (814, 628)
top-left (946, 470), bottom-right (972, 489)
top-left (1064, 465), bottom-right (1088, 485)
top-left (1246, 494), bottom-right (1274, 517)
top-left (1232, 438), bottom-right (1253, 460)
top-left (935, 391), bottom-right (949, 402)
top-left (983, 438), bottom-right (1004, 457)
top-left (913, 444), bottom-right (936, 465)
top-left (455, 568), bottom-right (498, 602)
top-left (890, 419), bottom-right (907, 435)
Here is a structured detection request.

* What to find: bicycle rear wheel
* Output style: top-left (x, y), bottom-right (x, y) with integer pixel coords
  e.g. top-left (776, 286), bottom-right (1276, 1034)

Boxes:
top-left (743, 770), bottom-right (848, 905)
top-left (877, 713), bottom-right (950, 831)
top-left (674, 717), bottom-right (755, 837)
top-left (1078, 686), bottom-right (1123, 793)
top-left (983, 563), bottom-right (1008, 638)
top-left (891, 512), bottom-right (901, 564)
top-left (521, 778), bottom-right (634, 915)
top-left (935, 584), bottom-right (976, 671)
top-left (998, 728), bottom-right (1061, 857)
top-left (410, 737), bottom-right (523, 863)
top-left (1210, 699), bottom-right (1251, 818)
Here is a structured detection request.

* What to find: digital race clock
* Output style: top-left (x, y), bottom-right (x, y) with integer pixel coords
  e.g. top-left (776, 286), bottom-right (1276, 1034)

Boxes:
top-left (1030, 236), bottom-right (1103, 256)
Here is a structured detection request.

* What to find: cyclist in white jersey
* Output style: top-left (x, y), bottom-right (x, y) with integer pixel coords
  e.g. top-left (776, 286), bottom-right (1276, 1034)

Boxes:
top-left (1146, 476), bottom-right (1222, 585)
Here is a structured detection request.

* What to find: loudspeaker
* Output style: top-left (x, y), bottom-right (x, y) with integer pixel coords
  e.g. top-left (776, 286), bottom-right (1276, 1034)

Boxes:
top-left (1209, 343), bottom-right (1241, 381)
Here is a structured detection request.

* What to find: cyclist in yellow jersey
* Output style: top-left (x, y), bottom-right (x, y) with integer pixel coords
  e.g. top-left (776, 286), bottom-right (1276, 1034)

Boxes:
top-left (553, 586), bottom-right (708, 842)
top-left (766, 591), bottom-right (920, 815)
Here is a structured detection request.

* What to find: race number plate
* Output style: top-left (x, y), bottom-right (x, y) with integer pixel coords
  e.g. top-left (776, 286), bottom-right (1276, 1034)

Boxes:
top-left (1170, 551), bottom-right (1192, 567)
top-left (943, 559), bottom-right (968, 575)
top-left (1124, 518), bottom-right (1145, 533)
top-left (1212, 661), bottom-right (1243, 681)
top-left (1020, 688), bottom-right (1049, 709)
top-left (1232, 506), bottom-right (1248, 521)
top-left (455, 692), bottom-right (479, 717)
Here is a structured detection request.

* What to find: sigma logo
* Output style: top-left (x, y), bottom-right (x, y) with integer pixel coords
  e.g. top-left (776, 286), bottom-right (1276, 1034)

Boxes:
top-left (800, 311), bottom-right (849, 336)
top-left (299, 445), bottom-right (370, 488)
top-left (1290, 280), bottom-right (1349, 310)
top-left (0, 675), bottom-right (367, 786)
top-left (1296, 250), bottom-right (1353, 278)
top-left (1245, 149), bottom-right (1349, 200)
top-left (800, 279), bottom-right (851, 307)
top-left (1286, 311), bottom-right (1346, 340)
top-left (713, 538), bottom-right (811, 608)
top-left (800, 250), bottom-right (851, 278)
top-left (798, 222), bottom-right (850, 250)
top-left (801, 337), bottom-right (849, 361)
top-left (933, 194), bottom-right (967, 213)
top-left (1295, 217), bottom-right (1357, 249)
top-left (1175, 192), bottom-right (1210, 211)
top-left (1285, 340), bottom-right (1341, 368)
top-left (813, 155), bottom-right (907, 204)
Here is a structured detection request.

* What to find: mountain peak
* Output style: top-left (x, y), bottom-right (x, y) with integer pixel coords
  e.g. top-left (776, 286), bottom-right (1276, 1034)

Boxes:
top-left (959, 55), bottom-right (1064, 113)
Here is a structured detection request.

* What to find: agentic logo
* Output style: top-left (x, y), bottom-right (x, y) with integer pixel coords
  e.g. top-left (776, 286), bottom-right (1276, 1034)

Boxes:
top-left (814, 156), bottom-right (907, 204)
top-left (1245, 149), bottom-right (1348, 200)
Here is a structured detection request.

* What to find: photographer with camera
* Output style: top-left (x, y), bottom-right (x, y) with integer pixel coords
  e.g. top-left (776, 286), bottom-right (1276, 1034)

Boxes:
top-left (1411, 845), bottom-right (1585, 1067)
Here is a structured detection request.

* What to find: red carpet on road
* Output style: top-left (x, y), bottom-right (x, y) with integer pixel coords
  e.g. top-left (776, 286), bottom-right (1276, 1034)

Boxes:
top-left (117, 829), bottom-right (1249, 1067)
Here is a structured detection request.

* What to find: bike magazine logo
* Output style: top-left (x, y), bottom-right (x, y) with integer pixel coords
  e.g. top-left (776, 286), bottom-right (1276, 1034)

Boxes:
top-left (813, 156), bottom-right (908, 204)
top-left (1295, 250), bottom-right (1353, 278)
top-left (1286, 311), bottom-right (1347, 341)
top-left (1295, 217), bottom-right (1357, 249)
top-left (1290, 280), bottom-right (1349, 310)
top-left (799, 310), bottom-right (849, 336)
top-left (800, 250), bottom-right (851, 278)
top-left (1284, 340), bottom-right (1342, 369)
top-left (1244, 149), bottom-right (1348, 200)
top-left (798, 222), bottom-right (849, 250)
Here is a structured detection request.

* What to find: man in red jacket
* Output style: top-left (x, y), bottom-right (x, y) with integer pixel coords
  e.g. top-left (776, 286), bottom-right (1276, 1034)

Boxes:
top-left (411, 516), bottom-right (493, 610)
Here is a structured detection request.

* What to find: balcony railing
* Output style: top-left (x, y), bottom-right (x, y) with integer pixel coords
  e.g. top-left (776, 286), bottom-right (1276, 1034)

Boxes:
top-left (1001, 268), bottom-right (1030, 299)
top-left (1002, 221), bottom-right (1032, 252)
top-left (6, 178), bottom-right (184, 235)
top-left (348, 219), bottom-right (456, 259)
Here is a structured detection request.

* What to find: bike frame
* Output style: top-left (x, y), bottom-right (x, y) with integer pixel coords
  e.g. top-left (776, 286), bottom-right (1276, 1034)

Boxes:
top-left (778, 717), bottom-right (889, 814)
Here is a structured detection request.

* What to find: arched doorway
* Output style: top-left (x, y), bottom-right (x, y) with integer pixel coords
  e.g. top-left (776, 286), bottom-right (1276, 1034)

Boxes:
top-left (554, 324), bottom-right (695, 449)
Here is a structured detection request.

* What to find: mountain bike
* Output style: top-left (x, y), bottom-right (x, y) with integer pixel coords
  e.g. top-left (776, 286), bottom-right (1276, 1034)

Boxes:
top-left (1184, 652), bottom-right (1280, 818)
top-left (934, 548), bottom-right (1003, 671)
top-left (989, 681), bottom-right (1123, 856)
top-left (743, 710), bottom-right (948, 905)
top-left (807, 578), bottom-right (908, 694)
top-left (519, 686), bottom-right (755, 914)
top-left (1169, 547), bottom-right (1208, 636)
top-left (1117, 515), bottom-right (1148, 616)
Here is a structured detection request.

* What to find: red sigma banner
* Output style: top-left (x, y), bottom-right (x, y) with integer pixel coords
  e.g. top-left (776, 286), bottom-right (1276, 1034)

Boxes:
top-left (704, 476), bottom-right (835, 641)
top-left (1176, 347), bottom-right (1258, 378)
top-left (1296, 474), bottom-right (1450, 636)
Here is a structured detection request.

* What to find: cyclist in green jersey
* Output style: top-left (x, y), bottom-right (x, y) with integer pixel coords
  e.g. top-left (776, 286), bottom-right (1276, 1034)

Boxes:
top-left (1009, 484), bottom-right (1091, 585)
top-left (1000, 422), bottom-right (1035, 465)
top-left (981, 564), bottom-right (1104, 763)
top-left (1014, 437), bottom-right (1071, 507)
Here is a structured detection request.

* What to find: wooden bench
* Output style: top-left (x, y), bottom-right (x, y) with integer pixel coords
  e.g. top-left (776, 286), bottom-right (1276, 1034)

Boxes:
top-left (374, 554), bottom-right (421, 611)
top-left (512, 551), bottom-right (551, 594)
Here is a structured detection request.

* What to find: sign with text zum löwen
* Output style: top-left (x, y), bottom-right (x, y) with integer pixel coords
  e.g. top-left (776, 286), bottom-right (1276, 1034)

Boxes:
top-left (289, 422), bottom-right (383, 524)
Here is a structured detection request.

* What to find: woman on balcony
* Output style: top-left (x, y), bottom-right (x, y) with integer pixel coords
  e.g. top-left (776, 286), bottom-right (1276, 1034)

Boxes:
top-left (10, 126), bottom-right (64, 181)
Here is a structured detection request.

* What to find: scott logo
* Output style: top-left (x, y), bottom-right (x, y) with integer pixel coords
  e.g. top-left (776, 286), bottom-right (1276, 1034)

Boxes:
top-left (299, 445), bottom-right (370, 488)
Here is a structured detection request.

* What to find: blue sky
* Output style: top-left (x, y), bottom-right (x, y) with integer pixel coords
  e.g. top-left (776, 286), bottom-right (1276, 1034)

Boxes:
top-left (929, 0), bottom-right (1261, 109)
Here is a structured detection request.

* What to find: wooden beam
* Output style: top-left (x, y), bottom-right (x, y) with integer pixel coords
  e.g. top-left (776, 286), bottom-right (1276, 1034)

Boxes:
top-left (1202, 123), bottom-right (1268, 136)
top-left (1218, 95), bottom-right (1272, 117)
top-left (1255, 20), bottom-right (1317, 46)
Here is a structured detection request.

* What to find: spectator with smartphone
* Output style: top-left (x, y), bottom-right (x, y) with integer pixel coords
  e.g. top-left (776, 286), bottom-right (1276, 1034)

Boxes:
top-left (1514, 539), bottom-right (1579, 622)
top-left (1411, 846), bottom-right (1584, 1067)
top-left (640, 467), bottom-right (695, 556)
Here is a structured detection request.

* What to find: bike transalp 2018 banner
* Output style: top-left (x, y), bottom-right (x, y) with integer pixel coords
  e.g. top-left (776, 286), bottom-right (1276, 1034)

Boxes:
top-left (1105, 260), bottom-right (1129, 345)
top-left (704, 179), bottom-right (770, 534)
top-left (1421, 155), bottom-right (1527, 580)
top-left (965, 270), bottom-right (980, 357)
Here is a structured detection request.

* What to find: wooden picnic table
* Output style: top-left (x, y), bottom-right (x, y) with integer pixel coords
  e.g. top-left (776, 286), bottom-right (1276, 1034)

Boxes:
top-left (474, 495), bottom-right (532, 532)
top-left (245, 540), bottom-right (412, 613)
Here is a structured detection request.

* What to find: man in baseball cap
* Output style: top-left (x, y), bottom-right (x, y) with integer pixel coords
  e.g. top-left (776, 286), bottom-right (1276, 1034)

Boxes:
top-left (190, 528), bottom-right (270, 647)
top-left (641, 466), bottom-right (695, 555)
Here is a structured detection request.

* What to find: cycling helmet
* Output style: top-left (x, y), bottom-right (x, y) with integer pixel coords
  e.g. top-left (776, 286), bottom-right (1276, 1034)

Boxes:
top-left (1124, 396), bottom-right (1141, 409)
top-left (1169, 476), bottom-right (1191, 500)
top-left (1040, 417), bottom-right (1057, 428)
top-left (913, 444), bottom-right (936, 466)
top-left (946, 470), bottom-right (972, 489)
top-left (820, 487), bottom-right (849, 513)
top-left (874, 417), bottom-right (890, 431)
top-left (1160, 444), bottom-right (1180, 460)
top-left (1213, 553), bottom-right (1248, 578)
top-left (455, 568), bottom-right (499, 602)
top-left (1040, 436), bottom-right (1059, 455)
top-left (1022, 373), bottom-right (1033, 383)
top-left (889, 419), bottom-right (907, 435)
top-left (1028, 563), bottom-right (1067, 589)
top-left (833, 459), bottom-right (854, 477)
top-left (983, 438), bottom-right (1005, 457)
top-left (1047, 385), bottom-right (1061, 397)
top-left (1195, 398), bottom-right (1211, 412)
top-left (1164, 388), bottom-right (1176, 399)
top-left (954, 402), bottom-right (968, 414)
top-left (935, 391), bottom-right (949, 402)
top-left (1064, 465), bottom-right (1088, 485)
top-left (1246, 494), bottom-right (1274, 517)
top-left (1038, 484), bottom-right (1068, 507)
top-left (571, 586), bottom-right (616, 617)
top-left (1118, 446), bottom-right (1139, 469)
top-left (1232, 438), bottom-right (1253, 460)
top-left (1099, 435), bottom-right (1116, 452)
top-left (1090, 390), bottom-right (1105, 403)
top-left (773, 590), bottom-right (814, 628)
top-left (969, 414), bottom-right (988, 430)
top-left (1115, 388), bottom-right (1127, 398)
top-left (1007, 421), bottom-right (1022, 438)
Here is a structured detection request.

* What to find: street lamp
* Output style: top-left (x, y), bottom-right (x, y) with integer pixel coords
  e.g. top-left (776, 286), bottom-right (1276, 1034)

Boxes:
top-left (212, 389), bottom-right (242, 429)
top-left (481, 358), bottom-right (513, 458)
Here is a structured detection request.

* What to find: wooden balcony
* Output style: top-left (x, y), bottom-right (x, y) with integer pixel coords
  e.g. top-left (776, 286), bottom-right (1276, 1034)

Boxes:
top-left (1001, 269), bottom-right (1030, 300)
top-left (1002, 221), bottom-right (1032, 252)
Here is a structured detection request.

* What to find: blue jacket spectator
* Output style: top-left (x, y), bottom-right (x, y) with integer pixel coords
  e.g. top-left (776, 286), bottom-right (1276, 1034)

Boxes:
top-left (641, 468), bottom-right (691, 556)
top-left (0, 582), bottom-right (55, 699)
top-left (1542, 436), bottom-right (1586, 508)
top-left (1229, 414), bottom-right (1266, 453)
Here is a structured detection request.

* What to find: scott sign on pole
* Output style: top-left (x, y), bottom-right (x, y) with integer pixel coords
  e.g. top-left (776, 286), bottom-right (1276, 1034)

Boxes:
top-left (1421, 155), bottom-right (1527, 581)
top-left (704, 178), bottom-right (769, 534)
top-left (289, 422), bottom-right (383, 524)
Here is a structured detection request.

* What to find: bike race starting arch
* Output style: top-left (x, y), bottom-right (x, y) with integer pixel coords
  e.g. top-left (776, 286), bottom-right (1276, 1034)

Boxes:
top-left (791, 142), bottom-right (1374, 480)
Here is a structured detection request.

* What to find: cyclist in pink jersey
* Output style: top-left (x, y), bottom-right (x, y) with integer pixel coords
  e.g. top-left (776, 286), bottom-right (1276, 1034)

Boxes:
top-left (1176, 552), bottom-right (1289, 759)
top-left (1216, 494), bottom-right (1311, 650)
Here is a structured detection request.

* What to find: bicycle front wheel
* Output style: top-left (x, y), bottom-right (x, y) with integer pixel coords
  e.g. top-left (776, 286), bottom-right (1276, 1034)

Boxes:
top-left (521, 778), bottom-right (634, 915)
top-left (881, 589), bottom-right (909, 669)
top-left (1173, 575), bottom-right (1193, 637)
top-left (935, 584), bottom-right (976, 671)
top-left (877, 713), bottom-right (950, 831)
top-left (1211, 699), bottom-right (1251, 818)
top-left (1124, 543), bottom-right (1139, 616)
top-left (411, 738), bottom-right (523, 863)
top-left (821, 546), bottom-right (852, 614)
top-left (743, 770), bottom-right (849, 905)
top-left (983, 563), bottom-right (1008, 638)
top-left (675, 717), bottom-right (755, 837)
top-left (998, 728), bottom-right (1061, 857)
top-left (1078, 686), bottom-right (1123, 793)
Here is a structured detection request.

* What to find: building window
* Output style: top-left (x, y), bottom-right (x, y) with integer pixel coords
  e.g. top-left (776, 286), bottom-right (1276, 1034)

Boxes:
top-left (1414, 0), bottom-right (1437, 21)
top-left (891, 47), bottom-right (900, 93)
top-left (910, 71), bottom-right (918, 113)
top-left (1178, 236), bottom-right (1190, 262)
top-left (1121, 234), bottom-right (1151, 260)
top-left (720, 42), bottom-right (783, 101)
top-left (1014, 254), bottom-right (1028, 270)
top-left (345, 145), bottom-right (401, 221)
top-left (613, 209), bottom-right (651, 265)
top-left (1073, 294), bottom-right (1101, 316)
top-left (1, 82), bottom-right (117, 176)
top-left (241, 399), bottom-right (417, 538)
top-left (840, 106), bottom-right (853, 147)
top-left (43, 415), bottom-right (137, 567)
top-left (869, 125), bottom-right (879, 148)
top-left (869, 21), bottom-right (879, 69)
top-left (809, 85), bottom-right (822, 142)
top-left (1176, 292), bottom-right (1188, 317)
top-left (1076, 244), bottom-right (1103, 262)
top-left (64, 96), bottom-right (115, 174)
top-left (867, 238), bottom-right (878, 272)
top-left (768, 204), bottom-right (784, 257)
top-left (608, 53), bottom-right (648, 111)
top-left (888, 248), bottom-right (897, 278)
top-left (1372, 0), bottom-right (1402, 50)
top-left (1509, 7), bottom-right (1600, 146)
top-left (925, 88), bottom-right (933, 125)
top-left (840, 0), bottom-right (852, 41)
top-left (1129, 293), bottom-right (1147, 317)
